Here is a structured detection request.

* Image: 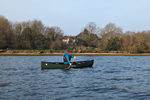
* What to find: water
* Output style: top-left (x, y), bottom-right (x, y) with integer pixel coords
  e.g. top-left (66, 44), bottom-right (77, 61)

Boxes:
top-left (0, 56), bottom-right (150, 100)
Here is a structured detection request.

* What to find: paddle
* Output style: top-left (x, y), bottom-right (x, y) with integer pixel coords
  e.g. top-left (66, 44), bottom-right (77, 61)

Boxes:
top-left (64, 58), bottom-right (75, 70)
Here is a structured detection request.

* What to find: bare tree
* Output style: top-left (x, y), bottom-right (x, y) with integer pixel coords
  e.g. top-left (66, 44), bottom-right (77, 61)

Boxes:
top-left (45, 26), bottom-right (64, 41)
top-left (99, 22), bottom-right (123, 50)
top-left (80, 22), bottom-right (100, 48)
top-left (84, 22), bottom-right (101, 35)
top-left (100, 22), bottom-right (122, 37)
top-left (11, 22), bottom-right (22, 49)
top-left (31, 20), bottom-right (45, 49)
top-left (0, 15), bottom-right (14, 49)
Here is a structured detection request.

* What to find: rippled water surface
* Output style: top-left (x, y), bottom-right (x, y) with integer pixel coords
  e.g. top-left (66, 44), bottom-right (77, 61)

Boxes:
top-left (1, 56), bottom-right (150, 100)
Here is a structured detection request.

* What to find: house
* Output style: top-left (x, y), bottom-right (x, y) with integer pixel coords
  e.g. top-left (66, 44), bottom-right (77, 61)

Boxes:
top-left (62, 35), bottom-right (78, 45)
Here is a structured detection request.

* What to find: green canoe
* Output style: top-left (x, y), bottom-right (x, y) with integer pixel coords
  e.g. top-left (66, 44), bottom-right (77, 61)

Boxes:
top-left (41, 60), bottom-right (94, 69)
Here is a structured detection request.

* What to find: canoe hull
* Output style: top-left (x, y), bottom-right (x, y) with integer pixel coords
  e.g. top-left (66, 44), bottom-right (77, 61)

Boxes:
top-left (41, 60), bottom-right (94, 69)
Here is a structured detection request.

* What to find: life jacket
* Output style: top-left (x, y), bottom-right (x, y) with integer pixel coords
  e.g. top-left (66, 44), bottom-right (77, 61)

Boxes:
top-left (63, 54), bottom-right (71, 62)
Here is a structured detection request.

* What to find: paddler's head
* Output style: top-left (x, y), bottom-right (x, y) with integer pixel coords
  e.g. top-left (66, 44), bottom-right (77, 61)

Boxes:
top-left (65, 49), bottom-right (69, 53)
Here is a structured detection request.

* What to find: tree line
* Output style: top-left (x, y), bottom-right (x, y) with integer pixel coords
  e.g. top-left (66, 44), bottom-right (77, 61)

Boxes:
top-left (77, 22), bottom-right (150, 53)
top-left (0, 15), bottom-right (150, 53)
top-left (0, 15), bottom-right (67, 50)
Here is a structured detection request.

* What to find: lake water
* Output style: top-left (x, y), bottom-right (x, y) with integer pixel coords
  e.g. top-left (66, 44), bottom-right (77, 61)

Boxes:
top-left (0, 55), bottom-right (150, 100)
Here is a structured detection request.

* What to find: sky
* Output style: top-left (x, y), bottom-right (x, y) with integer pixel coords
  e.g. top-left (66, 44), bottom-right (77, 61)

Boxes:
top-left (0, 0), bottom-right (150, 36)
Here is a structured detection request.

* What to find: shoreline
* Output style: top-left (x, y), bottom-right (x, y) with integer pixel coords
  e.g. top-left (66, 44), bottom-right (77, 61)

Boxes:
top-left (1, 53), bottom-right (150, 56)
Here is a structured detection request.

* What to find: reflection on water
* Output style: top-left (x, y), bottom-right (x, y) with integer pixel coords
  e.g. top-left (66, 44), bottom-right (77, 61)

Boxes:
top-left (0, 56), bottom-right (150, 99)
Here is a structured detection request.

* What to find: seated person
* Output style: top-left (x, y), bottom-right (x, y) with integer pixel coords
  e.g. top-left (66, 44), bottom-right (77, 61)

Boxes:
top-left (63, 49), bottom-right (76, 66)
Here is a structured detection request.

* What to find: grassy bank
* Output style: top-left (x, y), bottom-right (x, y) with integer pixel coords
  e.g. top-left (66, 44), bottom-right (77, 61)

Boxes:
top-left (0, 49), bottom-right (129, 54)
top-left (1, 49), bottom-right (150, 56)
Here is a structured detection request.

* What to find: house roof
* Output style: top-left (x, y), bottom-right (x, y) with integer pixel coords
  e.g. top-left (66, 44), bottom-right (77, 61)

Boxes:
top-left (62, 35), bottom-right (77, 40)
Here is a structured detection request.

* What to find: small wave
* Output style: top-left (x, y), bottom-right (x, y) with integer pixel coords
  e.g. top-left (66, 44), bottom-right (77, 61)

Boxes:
top-left (0, 82), bottom-right (12, 87)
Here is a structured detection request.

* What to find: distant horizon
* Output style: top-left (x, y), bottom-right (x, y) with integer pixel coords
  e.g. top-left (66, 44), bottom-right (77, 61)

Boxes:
top-left (0, 0), bottom-right (150, 35)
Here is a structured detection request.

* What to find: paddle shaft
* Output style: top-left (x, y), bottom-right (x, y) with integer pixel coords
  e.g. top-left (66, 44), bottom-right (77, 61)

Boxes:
top-left (65, 58), bottom-right (75, 69)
